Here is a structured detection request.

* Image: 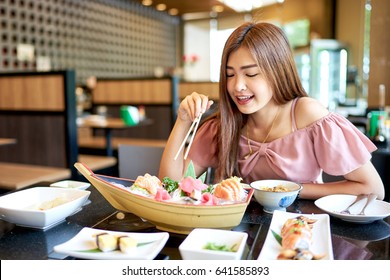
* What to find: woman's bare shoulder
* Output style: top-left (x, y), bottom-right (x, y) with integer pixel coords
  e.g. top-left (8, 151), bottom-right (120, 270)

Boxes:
top-left (294, 97), bottom-right (329, 129)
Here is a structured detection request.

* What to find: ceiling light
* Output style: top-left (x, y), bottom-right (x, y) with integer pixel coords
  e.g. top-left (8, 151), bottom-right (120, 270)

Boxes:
top-left (218, 0), bottom-right (281, 12)
top-left (218, 0), bottom-right (256, 12)
top-left (168, 8), bottom-right (179, 16)
top-left (212, 5), bottom-right (224, 13)
top-left (156, 3), bottom-right (166, 11)
top-left (141, 0), bottom-right (153, 6)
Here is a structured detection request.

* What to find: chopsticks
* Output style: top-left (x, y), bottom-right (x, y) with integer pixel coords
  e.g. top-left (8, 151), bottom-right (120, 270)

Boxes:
top-left (174, 113), bottom-right (203, 160)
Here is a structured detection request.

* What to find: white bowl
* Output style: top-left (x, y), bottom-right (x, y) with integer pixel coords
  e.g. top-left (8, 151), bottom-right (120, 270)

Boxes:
top-left (0, 187), bottom-right (90, 230)
top-left (50, 180), bottom-right (91, 190)
top-left (179, 228), bottom-right (248, 260)
top-left (250, 180), bottom-right (302, 213)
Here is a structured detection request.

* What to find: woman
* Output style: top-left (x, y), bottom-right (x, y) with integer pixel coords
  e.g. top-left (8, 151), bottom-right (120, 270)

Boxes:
top-left (159, 22), bottom-right (384, 200)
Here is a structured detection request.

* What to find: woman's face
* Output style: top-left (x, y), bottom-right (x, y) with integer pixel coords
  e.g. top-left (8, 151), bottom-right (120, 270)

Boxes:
top-left (226, 47), bottom-right (273, 114)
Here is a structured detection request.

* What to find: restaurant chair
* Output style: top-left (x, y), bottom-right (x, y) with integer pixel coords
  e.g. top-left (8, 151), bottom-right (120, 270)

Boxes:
top-left (322, 172), bottom-right (344, 183)
top-left (118, 144), bottom-right (164, 180)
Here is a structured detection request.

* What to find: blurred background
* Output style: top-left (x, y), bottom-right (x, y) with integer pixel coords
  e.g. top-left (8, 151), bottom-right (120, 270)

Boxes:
top-left (0, 0), bottom-right (388, 111)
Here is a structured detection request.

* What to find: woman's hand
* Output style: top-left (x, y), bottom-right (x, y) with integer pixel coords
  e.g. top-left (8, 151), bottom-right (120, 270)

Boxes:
top-left (178, 92), bottom-right (214, 122)
top-left (159, 92), bottom-right (214, 181)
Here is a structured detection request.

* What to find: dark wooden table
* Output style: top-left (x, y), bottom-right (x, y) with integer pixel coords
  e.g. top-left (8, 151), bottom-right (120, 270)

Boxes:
top-left (0, 138), bottom-right (16, 146)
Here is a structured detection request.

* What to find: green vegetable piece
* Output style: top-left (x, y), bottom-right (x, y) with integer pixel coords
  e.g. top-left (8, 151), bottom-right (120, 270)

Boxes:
top-left (198, 171), bottom-right (207, 183)
top-left (201, 184), bottom-right (214, 194)
top-left (203, 242), bottom-right (237, 252)
top-left (162, 177), bottom-right (179, 193)
top-left (184, 160), bottom-right (208, 183)
top-left (271, 229), bottom-right (282, 246)
top-left (184, 161), bottom-right (197, 179)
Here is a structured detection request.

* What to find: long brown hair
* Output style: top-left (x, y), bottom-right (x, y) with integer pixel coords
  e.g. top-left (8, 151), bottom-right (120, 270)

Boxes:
top-left (214, 22), bottom-right (308, 181)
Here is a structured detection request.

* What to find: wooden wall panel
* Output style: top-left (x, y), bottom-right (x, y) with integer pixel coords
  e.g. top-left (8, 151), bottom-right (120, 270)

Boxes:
top-left (0, 115), bottom-right (67, 167)
top-left (0, 70), bottom-right (78, 175)
top-left (0, 75), bottom-right (64, 111)
top-left (93, 79), bottom-right (172, 104)
top-left (367, 0), bottom-right (390, 108)
top-left (179, 82), bottom-right (219, 100)
top-left (250, 0), bottom-right (335, 39)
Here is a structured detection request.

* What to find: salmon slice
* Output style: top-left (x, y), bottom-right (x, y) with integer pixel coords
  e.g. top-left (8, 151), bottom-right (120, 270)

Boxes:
top-left (213, 177), bottom-right (243, 201)
top-left (213, 185), bottom-right (234, 200)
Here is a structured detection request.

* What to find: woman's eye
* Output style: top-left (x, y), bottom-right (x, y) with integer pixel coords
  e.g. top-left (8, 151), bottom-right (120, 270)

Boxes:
top-left (226, 73), bottom-right (234, 78)
top-left (247, 73), bottom-right (258, 77)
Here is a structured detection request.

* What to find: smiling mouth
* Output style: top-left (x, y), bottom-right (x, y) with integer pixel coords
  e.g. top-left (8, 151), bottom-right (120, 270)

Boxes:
top-left (236, 95), bottom-right (254, 105)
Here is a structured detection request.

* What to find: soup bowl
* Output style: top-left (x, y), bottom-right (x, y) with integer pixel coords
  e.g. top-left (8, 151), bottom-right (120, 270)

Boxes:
top-left (250, 179), bottom-right (302, 214)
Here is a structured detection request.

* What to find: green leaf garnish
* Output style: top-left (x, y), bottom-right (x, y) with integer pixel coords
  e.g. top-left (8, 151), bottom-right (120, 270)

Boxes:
top-left (202, 184), bottom-right (214, 194)
top-left (162, 177), bottom-right (179, 193)
top-left (76, 248), bottom-right (101, 253)
top-left (271, 229), bottom-right (282, 246)
top-left (184, 161), bottom-right (197, 178)
top-left (198, 171), bottom-right (207, 183)
top-left (183, 160), bottom-right (208, 183)
top-left (137, 241), bottom-right (156, 247)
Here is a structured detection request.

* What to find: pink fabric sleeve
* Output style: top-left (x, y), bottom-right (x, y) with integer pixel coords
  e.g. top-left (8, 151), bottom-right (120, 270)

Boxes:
top-left (187, 119), bottom-right (219, 169)
top-left (311, 113), bottom-right (377, 176)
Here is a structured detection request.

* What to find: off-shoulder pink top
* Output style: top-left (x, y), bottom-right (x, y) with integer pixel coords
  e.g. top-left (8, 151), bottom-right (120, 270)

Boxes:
top-left (188, 98), bottom-right (376, 184)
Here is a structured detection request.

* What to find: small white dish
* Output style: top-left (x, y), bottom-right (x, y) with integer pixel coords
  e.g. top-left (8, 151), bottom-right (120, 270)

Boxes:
top-left (54, 227), bottom-right (169, 260)
top-left (315, 194), bottom-right (390, 224)
top-left (179, 228), bottom-right (248, 260)
top-left (0, 187), bottom-right (90, 229)
top-left (50, 180), bottom-right (91, 190)
top-left (258, 210), bottom-right (333, 260)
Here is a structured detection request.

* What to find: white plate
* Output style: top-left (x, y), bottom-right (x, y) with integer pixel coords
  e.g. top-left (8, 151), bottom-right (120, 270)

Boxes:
top-left (315, 194), bottom-right (390, 223)
top-left (0, 187), bottom-right (90, 229)
top-left (54, 227), bottom-right (169, 260)
top-left (50, 180), bottom-right (91, 190)
top-left (258, 211), bottom-right (333, 260)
